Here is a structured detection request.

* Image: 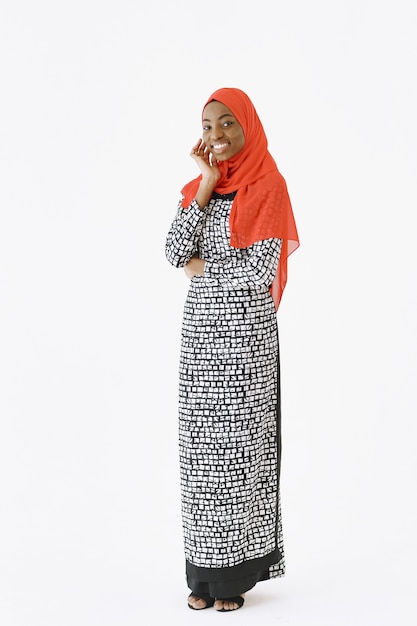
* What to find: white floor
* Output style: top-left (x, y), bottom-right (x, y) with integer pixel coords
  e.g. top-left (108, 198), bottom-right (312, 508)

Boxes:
top-left (1, 360), bottom-right (415, 626)
top-left (1, 487), bottom-right (414, 626)
top-left (0, 549), bottom-right (414, 626)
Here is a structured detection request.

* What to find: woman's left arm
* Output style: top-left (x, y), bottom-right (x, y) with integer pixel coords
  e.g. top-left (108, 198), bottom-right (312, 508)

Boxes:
top-left (203, 238), bottom-right (282, 289)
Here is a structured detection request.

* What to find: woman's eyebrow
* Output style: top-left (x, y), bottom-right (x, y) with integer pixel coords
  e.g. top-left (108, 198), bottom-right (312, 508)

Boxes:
top-left (202, 113), bottom-right (234, 122)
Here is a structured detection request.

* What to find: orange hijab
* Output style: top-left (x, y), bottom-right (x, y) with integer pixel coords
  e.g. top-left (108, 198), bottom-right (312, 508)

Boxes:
top-left (181, 87), bottom-right (299, 310)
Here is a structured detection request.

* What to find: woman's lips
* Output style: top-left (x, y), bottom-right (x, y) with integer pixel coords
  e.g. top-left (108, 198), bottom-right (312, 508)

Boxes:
top-left (212, 142), bottom-right (230, 154)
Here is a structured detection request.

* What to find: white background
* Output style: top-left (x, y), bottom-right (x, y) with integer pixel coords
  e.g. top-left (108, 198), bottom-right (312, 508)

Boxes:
top-left (1, 1), bottom-right (416, 624)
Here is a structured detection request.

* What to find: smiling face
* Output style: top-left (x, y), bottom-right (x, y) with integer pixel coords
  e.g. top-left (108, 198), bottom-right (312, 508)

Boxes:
top-left (202, 100), bottom-right (245, 161)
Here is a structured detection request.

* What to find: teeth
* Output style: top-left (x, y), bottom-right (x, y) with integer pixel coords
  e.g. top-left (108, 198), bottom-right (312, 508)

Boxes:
top-left (213, 143), bottom-right (228, 149)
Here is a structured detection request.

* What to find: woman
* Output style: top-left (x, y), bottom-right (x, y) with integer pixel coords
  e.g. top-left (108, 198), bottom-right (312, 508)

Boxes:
top-left (165, 87), bottom-right (299, 612)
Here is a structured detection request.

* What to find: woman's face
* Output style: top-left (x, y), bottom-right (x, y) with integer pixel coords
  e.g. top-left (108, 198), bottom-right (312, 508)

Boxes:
top-left (202, 100), bottom-right (245, 161)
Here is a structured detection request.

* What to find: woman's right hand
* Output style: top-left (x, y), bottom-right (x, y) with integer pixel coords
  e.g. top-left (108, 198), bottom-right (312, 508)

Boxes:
top-left (191, 139), bottom-right (221, 209)
top-left (190, 139), bottom-right (221, 185)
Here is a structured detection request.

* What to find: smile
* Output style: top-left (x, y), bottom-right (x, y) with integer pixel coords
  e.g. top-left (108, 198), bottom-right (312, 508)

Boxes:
top-left (212, 142), bottom-right (230, 153)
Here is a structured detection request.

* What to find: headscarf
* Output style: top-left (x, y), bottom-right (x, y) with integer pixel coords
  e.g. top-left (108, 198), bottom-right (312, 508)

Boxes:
top-left (180, 87), bottom-right (299, 310)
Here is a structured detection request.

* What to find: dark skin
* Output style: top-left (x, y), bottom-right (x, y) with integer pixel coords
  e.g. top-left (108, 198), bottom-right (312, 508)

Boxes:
top-left (183, 101), bottom-right (245, 288)
top-left (184, 100), bottom-right (246, 612)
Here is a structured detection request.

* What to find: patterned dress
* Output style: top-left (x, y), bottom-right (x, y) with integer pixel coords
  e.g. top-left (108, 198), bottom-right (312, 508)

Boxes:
top-left (165, 191), bottom-right (285, 598)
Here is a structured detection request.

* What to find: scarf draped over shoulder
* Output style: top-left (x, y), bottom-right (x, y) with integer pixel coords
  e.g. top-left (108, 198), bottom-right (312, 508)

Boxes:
top-left (180, 87), bottom-right (299, 310)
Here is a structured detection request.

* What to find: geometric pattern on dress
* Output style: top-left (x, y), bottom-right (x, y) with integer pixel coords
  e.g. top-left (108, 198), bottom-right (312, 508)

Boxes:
top-left (166, 194), bottom-right (284, 575)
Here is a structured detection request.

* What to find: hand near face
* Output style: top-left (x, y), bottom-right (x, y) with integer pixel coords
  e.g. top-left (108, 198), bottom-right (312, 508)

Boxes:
top-left (190, 139), bottom-right (221, 184)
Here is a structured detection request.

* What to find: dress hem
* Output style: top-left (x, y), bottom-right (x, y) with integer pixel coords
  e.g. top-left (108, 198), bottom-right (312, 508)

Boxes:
top-left (186, 548), bottom-right (284, 597)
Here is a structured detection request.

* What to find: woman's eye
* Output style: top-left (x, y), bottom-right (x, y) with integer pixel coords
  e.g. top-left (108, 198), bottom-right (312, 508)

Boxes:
top-left (202, 125), bottom-right (210, 131)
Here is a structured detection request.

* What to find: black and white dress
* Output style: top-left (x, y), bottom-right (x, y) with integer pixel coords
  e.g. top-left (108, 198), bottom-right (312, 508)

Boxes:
top-left (165, 191), bottom-right (285, 598)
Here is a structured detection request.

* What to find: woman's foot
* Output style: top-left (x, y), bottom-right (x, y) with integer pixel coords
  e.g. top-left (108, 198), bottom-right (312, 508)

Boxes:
top-left (187, 593), bottom-right (215, 610)
top-left (214, 594), bottom-right (245, 612)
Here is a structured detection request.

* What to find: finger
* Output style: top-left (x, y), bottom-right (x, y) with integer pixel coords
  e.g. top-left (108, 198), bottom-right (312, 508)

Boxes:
top-left (191, 138), bottom-right (203, 155)
top-left (208, 151), bottom-right (218, 166)
top-left (196, 141), bottom-right (209, 157)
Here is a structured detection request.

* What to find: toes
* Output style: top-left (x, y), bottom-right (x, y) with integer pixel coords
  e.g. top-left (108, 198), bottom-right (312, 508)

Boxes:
top-left (214, 600), bottom-right (235, 611)
top-left (197, 599), bottom-right (208, 609)
top-left (188, 595), bottom-right (208, 609)
top-left (214, 595), bottom-right (245, 611)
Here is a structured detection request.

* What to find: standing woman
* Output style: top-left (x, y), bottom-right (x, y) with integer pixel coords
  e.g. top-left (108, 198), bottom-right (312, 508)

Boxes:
top-left (165, 87), bottom-right (299, 612)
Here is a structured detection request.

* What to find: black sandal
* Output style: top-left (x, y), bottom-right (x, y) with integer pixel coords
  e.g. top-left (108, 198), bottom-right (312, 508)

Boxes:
top-left (215, 595), bottom-right (245, 612)
top-left (187, 593), bottom-right (215, 610)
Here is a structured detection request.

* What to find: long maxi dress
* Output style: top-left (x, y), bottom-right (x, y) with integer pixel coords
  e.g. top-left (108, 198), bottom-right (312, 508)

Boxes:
top-left (165, 191), bottom-right (285, 598)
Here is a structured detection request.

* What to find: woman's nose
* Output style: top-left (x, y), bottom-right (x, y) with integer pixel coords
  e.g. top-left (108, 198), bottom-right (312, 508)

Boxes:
top-left (210, 125), bottom-right (224, 140)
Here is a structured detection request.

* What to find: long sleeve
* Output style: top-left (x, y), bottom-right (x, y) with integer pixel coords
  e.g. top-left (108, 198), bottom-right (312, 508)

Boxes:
top-left (165, 200), bottom-right (205, 268)
top-left (204, 238), bottom-right (282, 289)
